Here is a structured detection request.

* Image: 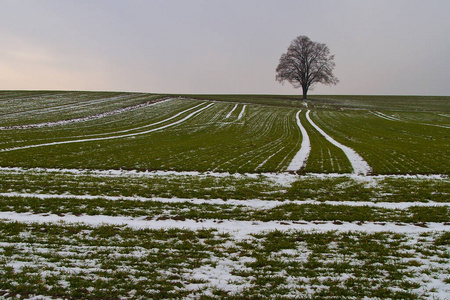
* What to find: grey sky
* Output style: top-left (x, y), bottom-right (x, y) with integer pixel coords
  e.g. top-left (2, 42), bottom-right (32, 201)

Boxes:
top-left (1, 0), bottom-right (449, 95)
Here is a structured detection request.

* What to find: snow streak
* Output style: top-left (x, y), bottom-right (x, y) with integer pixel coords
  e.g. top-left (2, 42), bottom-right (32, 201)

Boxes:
top-left (286, 110), bottom-right (311, 172)
top-left (225, 104), bottom-right (238, 118)
top-left (237, 105), bottom-right (246, 120)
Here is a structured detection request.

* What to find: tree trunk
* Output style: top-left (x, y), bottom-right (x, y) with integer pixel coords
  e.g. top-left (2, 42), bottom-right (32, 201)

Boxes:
top-left (302, 86), bottom-right (308, 100)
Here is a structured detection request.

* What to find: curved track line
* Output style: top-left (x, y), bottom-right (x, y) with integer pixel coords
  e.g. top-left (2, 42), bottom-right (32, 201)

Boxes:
top-left (306, 110), bottom-right (372, 175)
top-left (0, 103), bottom-right (214, 153)
top-left (286, 110), bottom-right (311, 172)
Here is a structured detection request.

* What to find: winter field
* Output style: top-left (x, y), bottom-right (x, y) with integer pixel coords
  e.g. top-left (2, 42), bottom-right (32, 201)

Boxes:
top-left (0, 91), bottom-right (449, 299)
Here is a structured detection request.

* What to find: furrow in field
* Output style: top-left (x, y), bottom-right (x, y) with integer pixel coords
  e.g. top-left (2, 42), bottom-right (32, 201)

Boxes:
top-left (0, 212), bottom-right (447, 236)
top-left (0, 98), bottom-right (173, 130)
top-left (275, 112), bottom-right (300, 170)
top-left (286, 110), bottom-right (311, 172)
top-left (255, 146), bottom-right (287, 170)
top-left (252, 112), bottom-right (296, 170)
top-left (212, 107), bottom-right (278, 171)
top-left (221, 109), bottom-right (292, 172)
top-left (306, 110), bottom-right (372, 175)
top-left (0, 103), bottom-right (214, 152)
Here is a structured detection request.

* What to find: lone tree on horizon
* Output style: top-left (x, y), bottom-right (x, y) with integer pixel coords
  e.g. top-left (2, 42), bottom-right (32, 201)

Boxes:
top-left (276, 36), bottom-right (339, 99)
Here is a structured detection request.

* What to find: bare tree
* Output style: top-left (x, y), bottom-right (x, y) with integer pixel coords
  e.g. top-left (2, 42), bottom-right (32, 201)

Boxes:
top-left (276, 36), bottom-right (339, 99)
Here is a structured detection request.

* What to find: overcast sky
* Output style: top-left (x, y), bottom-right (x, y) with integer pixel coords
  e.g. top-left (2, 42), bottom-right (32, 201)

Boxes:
top-left (1, 0), bottom-right (449, 95)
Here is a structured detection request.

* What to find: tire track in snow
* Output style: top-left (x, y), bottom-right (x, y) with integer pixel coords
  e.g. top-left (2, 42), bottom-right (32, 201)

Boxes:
top-left (286, 110), bottom-right (311, 172)
top-left (225, 104), bottom-right (238, 118)
top-left (306, 110), bottom-right (372, 175)
top-left (0, 103), bottom-right (214, 153)
top-left (237, 105), bottom-right (246, 120)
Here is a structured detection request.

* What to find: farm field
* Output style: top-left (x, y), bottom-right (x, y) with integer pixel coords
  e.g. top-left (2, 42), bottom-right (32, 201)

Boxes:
top-left (0, 91), bottom-right (449, 299)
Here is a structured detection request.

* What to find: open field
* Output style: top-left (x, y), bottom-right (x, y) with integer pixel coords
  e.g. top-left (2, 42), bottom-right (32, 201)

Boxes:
top-left (0, 91), bottom-right (449, 298)
top-left (1, 92), bottom-right (449, 174)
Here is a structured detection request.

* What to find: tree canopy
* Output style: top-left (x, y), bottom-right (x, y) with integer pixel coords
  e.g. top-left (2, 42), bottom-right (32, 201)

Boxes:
top-left (276, 36), bottom-right (339, 99)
